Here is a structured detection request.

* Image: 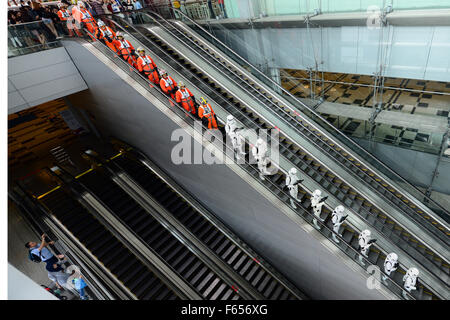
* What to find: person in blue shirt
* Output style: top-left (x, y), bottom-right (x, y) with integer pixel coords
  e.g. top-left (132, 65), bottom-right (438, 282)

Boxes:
top-left (133, 0), bottom-right (142, 10)
top-left (72, 275), bottom-right (89, 300)
top-left (25, 234), bottom-right (65, 272)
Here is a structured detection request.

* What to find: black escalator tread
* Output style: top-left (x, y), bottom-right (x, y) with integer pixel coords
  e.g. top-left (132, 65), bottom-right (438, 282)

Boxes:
top-left (111, 155), bottom-right (299, 299)
top-left (39, 189), bottom-right (179, 300)
top-left (78, 170), bottom-right (241, 300)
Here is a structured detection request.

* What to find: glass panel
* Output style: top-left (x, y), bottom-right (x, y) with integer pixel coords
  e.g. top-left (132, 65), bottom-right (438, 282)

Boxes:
top-left (8, 21), bottom-right (62, 58)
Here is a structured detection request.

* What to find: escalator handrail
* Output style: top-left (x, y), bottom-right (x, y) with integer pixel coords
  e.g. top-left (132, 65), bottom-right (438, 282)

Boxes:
top-left (108, 12), bottom-right (450, 279)
top-left (145, 7), bottom-right (450, 218)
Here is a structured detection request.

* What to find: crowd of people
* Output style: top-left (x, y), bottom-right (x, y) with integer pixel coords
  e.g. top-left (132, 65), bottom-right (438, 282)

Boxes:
top-left (8, 0), bottom-right (144, 52)
top-left (25, 233), bottom-right (89, 300)
top-left (8, 0), bottom-right (144, 24)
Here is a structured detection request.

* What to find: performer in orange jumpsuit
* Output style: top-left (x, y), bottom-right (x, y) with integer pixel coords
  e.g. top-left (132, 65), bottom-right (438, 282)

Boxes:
top-left (95, 20), bottom-right (117, 52)
top-left (175, 81), bottom-right (197, 116)
top-left (198, 97), bottom-right (218, 129)
top-left (159, 69), bottom-right (178, 100)
top-left (136, 47), bottom-right (159, 84)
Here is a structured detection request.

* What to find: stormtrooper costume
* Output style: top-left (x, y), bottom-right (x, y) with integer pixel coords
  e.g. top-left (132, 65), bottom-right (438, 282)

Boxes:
top-left (402, 267), bottom-right (419, 299)
top-left (252, 138), bottom-right (270, 180)
top-left (331, 205), bottom-right (347, 243)
top-left (382, 252), bottom-right (399, 284)
top-left (358, 229), bottom-right (377, 266)
top-left (285, 168), bottom-right (303, 209)
top-left (311, 189), bottom-right (327, 229)
top-left (225, 115), bottom-right (246, 159)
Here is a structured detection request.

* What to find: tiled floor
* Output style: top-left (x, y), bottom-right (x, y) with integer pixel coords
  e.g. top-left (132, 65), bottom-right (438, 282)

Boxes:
top-left (281, 69), bottom-right (449, 154)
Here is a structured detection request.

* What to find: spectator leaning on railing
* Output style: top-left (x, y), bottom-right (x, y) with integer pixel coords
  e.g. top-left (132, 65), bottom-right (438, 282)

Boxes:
top-left (89, 0), bottom-right (106, 16)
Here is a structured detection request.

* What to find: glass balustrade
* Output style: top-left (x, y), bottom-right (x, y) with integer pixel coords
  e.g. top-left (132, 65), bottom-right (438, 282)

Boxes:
top-left (8, 21), bottom-right (62, 58)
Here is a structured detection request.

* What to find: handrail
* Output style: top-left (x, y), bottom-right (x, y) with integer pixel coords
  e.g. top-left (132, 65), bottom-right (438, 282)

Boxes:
top-left (149, 7), bottom-right (449, 217)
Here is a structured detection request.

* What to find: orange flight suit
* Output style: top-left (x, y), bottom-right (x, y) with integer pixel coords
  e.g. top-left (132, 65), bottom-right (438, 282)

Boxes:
top-left (176, 88), bottom-right (196, 115)
top-left (160, 76), bottom-right (177, 100)
top-left (113, 39), bottom-right (137, 67)
top-left (57, 9), bottom-right (82, 37)
top-left (137, 55), bottom-right (159, 84)
top-left (198, 103), bottom-right (218, 129)
top-left (72, 6), bottom-right (97, 38)
top-left (95, 26), bottom-right (116, 52)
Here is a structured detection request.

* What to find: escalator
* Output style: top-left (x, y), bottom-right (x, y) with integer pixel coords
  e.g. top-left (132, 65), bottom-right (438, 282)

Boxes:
top-left (103, 12), bottom-right (449, 295)
top-left (38, 187), bottom-right (181, 300)
top-left (107, 151), bottom-right (304, 300)
top-left (75, 168), bottom-right (247, 300)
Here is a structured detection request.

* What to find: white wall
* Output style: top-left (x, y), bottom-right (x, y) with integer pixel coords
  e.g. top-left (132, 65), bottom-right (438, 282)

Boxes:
top-left (8, 47), bottom-right (88, 114)
top-left (8, 264), bottom-right (58, 300)
top-left (215, 25), bottom-right (450, 82)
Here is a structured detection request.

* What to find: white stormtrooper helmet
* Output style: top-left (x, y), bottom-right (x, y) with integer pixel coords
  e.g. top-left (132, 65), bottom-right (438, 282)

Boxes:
top-left (226, 115), bottom-right (234, 122)
top-left (312, 189), bottom-right (321, 198)
top-left (406, 267), bottom-right (419, 278)
top-left (361, 229), bottom-right (371, 238)
top-left (336, 205), bottom-right (345, 213)
top-left (386, 252), bottom-right (398, 263)
top-left (256, 138), bottom-right (264, 146)
top-left (289, 168), bottom-right (297, 176)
